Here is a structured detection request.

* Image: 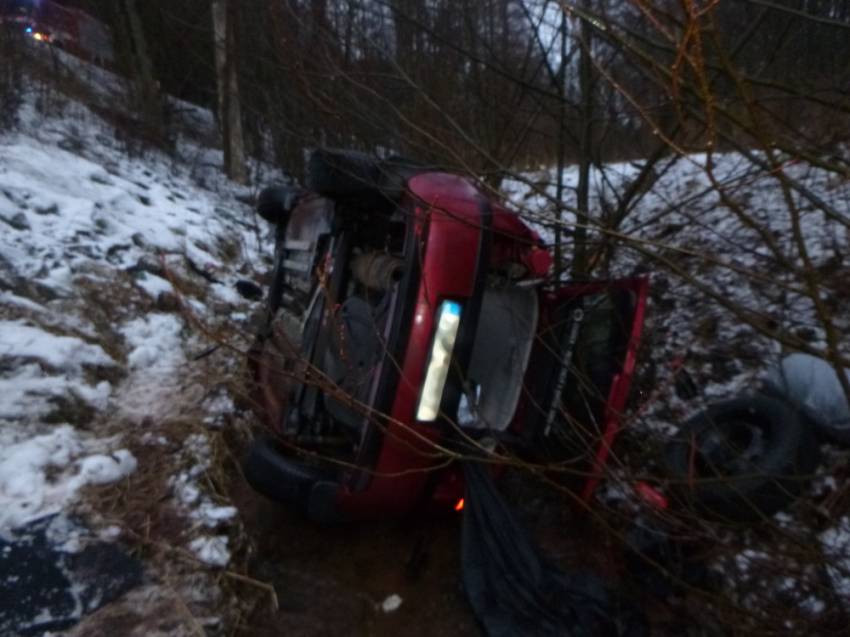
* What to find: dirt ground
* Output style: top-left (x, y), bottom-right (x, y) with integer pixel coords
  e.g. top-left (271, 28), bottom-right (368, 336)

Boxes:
top-left (229, 473), bottom-right (480, 636)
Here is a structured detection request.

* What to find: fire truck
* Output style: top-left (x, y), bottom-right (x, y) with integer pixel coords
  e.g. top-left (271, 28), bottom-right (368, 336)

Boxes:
top-left (0, 0), bottom-right (113, 65)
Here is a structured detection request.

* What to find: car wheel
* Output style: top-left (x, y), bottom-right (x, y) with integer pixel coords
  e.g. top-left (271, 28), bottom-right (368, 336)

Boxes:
top-left (662, 394), bottom-right (819, 521)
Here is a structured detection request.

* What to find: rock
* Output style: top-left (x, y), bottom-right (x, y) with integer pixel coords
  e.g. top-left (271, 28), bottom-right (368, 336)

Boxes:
top-left (155, 291), bottom-right (182, 313)
top-left (35, 203), bottom-right (60, 215)
top-left (65, 585), bottom-right (202, 637)
top-left (3, 212), bottom-right (30, 230)
top-left (235, 279), bottom-right (263, 301)
top-left (89, 172), bottom-right (113, 185)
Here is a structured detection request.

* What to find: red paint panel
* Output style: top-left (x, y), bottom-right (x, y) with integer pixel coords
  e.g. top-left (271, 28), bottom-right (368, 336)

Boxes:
top-left (336, 173), bottom-right (485, 518)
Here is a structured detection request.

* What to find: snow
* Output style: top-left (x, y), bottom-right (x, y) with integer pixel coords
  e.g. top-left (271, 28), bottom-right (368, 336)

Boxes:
top-left (0, 320), bottom-right (114, 369)
top-left (0, 290), bottom-right (45, 311)
top-left (0, 321), bottom-right (115, 421)
top-left (189, 535), bottom-right (230, 568)
top-left (169, 433), bottom-right (236, 542)
top-left (820, 517), bottom-right (850, 599)
top-left (0, 363), bottom-right (112, 421)
top-left (120, 313), bottom-right (184, 372)
top-left (76, 450), bottom-right (137, 486)
top-left (133, 272), bottom-right (174, 299)
top-left (0, 59), bottom-right (265, 566)
top-left (0, 425), bottom-right (136, 531)
top-left (380, 594), bottom-right (403, 613)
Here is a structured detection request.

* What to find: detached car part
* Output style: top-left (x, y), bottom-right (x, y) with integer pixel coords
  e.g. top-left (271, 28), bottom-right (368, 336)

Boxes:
top-left (662, 393), bottom-right (819, 521)
top-left (764, 352), bottom-right (850, 445)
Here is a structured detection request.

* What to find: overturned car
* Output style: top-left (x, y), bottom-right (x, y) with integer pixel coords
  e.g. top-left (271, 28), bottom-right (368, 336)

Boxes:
top-left (244, 149), bottom-right (648, 523)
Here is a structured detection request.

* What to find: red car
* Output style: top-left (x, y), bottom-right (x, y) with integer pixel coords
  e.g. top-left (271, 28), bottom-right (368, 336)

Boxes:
top-left (245, 150), bottom-right (648, 522)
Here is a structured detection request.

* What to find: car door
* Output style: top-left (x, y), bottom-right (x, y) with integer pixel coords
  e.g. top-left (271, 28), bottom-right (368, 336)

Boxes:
top-left (516, 277), bottom-right (649, 500)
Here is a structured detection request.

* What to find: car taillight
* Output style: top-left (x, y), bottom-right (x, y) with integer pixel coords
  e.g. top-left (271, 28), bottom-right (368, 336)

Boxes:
top-left (416, 300), bottom-right (462, 422)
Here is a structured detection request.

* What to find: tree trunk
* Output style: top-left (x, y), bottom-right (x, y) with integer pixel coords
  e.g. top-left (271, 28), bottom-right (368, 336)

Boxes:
top-left (122, 0), bottom-right (161, 140)
top-left (553, 6), bottom-right (568, 281)
top-left (573, 11), bottom-right (593, 278)
top-left (212, 0), bottom-right (247, 184)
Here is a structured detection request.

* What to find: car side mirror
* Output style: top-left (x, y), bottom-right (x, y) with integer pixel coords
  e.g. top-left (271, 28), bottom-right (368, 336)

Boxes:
top-left (256, 185), bottom-right (303, 225)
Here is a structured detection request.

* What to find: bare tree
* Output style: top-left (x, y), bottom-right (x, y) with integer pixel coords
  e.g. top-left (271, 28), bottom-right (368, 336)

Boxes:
top-left (212, 0), bottom-right (247, 183)
top-left (120, 0), bottom-right (163, 142)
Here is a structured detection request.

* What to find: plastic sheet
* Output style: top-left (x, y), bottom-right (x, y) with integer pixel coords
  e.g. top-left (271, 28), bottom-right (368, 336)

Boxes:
top-left (765, 353), bottom-right (850, 441)
top-left (460, 462), bottom-right (647, 637)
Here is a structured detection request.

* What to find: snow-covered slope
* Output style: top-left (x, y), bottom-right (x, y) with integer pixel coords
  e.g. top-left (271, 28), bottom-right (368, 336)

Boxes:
top-left (505, 152), bottom-right (850, 627)
top-left (505, 151), bottom-right (850, 425)
top-left (0, 78), bottom-right (271, 556)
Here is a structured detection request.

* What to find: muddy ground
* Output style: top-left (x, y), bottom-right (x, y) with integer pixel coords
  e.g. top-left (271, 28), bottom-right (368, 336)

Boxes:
top-left (231, 475), bottom-right (478, 636)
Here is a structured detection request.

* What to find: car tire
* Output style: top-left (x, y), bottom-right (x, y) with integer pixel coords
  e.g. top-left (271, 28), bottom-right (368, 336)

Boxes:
top-left (256, 185), bottom-right (301, 225)
top-left (662, 394), bottom-right (819, 521)
top-left (306, 149), bottom-right (384, 199)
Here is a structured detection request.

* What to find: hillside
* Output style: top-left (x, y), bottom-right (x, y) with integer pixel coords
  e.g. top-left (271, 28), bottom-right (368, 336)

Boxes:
top-left (2, 46), bottom-right (850, 637)
top-left (0, 62), bottom-right (275, 634)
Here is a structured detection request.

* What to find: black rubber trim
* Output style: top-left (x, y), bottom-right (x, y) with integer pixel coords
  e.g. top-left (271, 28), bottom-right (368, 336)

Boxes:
top-left (439, 198), bottom-right (493, 425)
top-left (298, 229), bottom-right (351, 424)
top-left (263, 220), bottom-right (290, 328)
top-left (347, 203), bottom-right (422, 490)
top-left (243, 437), bottom-right (333, 517)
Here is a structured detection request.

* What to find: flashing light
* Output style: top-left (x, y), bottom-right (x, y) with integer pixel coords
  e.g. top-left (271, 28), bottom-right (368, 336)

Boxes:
top-left (25, 26), bottom-right (32, 33)
top-left (33, 32), bottom-right (44, 41)
top-left (415, 300), bottom-right (462, 422)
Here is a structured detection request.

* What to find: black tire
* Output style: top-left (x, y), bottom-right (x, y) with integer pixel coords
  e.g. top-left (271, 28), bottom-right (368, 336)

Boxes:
top-left (815, 421), bottom-right (850, 446)
top-left (306, 149), bottom-right (423, 210)
top-left (306, 149), bottom-right (384, 199)
top-left (256, 185), bottom-right (302, 225)
top-left (662, 394), bottom-right (819, 521)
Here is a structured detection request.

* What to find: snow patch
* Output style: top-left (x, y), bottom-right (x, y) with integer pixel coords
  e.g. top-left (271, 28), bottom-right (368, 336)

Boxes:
top-left (0, 363), bottom-right (111, 421)
top-left (120, 313), bottom-right (184, 371)
top-left (381, 594), bottom-right (403, 613)
top-left (134, 272), bottom-right (175, 299)
top-left (0, 320), bottom-right (114, 370)
top-left (820, 517), bottom-right (850, 600)
top-left (0, 425), bottom-right (137, 531)
top-left (189, 535), bottom-right (230, 567)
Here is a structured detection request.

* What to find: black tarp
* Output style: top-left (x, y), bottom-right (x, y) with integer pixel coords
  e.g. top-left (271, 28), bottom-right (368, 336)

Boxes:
top-left (460, 462), bottom-right (647, 637)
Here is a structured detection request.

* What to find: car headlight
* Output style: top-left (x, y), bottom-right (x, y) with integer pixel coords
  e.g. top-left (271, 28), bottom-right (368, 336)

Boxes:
top-left (416, 300), bottom-right (462, 421)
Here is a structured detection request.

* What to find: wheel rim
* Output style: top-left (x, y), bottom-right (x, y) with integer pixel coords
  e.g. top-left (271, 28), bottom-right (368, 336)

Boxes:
top-left (693, 418), bottom-right (767, 477)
